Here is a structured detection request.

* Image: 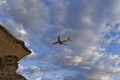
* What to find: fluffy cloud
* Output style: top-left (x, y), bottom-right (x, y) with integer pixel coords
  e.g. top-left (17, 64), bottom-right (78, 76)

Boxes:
top-left (1, 0), bottom-right (120, 80)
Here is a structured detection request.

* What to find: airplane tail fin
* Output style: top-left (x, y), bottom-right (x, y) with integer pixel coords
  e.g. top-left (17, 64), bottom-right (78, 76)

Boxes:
top-left (66, 36), bottom-right (72, 41)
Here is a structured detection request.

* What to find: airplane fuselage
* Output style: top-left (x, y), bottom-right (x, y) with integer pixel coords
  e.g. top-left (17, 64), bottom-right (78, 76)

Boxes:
top-left (52, 36), bottom-right (71, 45)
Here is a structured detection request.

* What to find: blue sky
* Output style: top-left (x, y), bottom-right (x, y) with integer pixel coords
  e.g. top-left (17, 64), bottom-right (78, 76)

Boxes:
top-left (1, 0), bottom-right (120, 80)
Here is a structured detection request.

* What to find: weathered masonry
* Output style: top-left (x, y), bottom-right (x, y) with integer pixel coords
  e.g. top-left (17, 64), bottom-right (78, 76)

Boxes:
top-left (0, 24), bottom-right (31, 80)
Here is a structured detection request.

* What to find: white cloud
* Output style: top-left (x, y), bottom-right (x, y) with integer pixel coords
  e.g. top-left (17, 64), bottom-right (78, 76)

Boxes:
top-left (92, 74), bottom-right (112, 80)
top-left (71, 56), bottom-right (83, 64)
top-left (18, 65), bottom-right (41, 80)
top-left (6, 0), bottom-right (50, 28)
top-left (35, 78), bottom-right (42, 80)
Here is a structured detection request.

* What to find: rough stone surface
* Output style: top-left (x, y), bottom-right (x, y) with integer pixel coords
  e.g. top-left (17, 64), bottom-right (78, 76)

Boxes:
top-left (0, 24), bottom-right (31, 80)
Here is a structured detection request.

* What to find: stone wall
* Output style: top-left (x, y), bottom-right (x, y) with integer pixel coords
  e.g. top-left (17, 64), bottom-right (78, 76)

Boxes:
top-left (0, 25), bottom-right (31, 80)
top-left (0, 25), bottom-right (31, 59)
top-left (0, 55), bottom-right (26, 80)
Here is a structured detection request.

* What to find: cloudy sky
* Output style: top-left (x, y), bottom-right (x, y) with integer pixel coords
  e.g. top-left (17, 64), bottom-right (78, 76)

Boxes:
top-left (1, 0), bottom-right (120, 80)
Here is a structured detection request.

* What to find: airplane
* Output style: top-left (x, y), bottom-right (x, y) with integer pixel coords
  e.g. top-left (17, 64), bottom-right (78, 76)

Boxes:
top-left (52, 36), bottom-right (71, 45)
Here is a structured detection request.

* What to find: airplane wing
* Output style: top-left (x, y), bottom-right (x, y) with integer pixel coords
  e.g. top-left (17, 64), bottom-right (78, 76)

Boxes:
top-left (52, 36), bottom-right (61, 45)
top-left (58, 36), bottom-right (61, 42)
